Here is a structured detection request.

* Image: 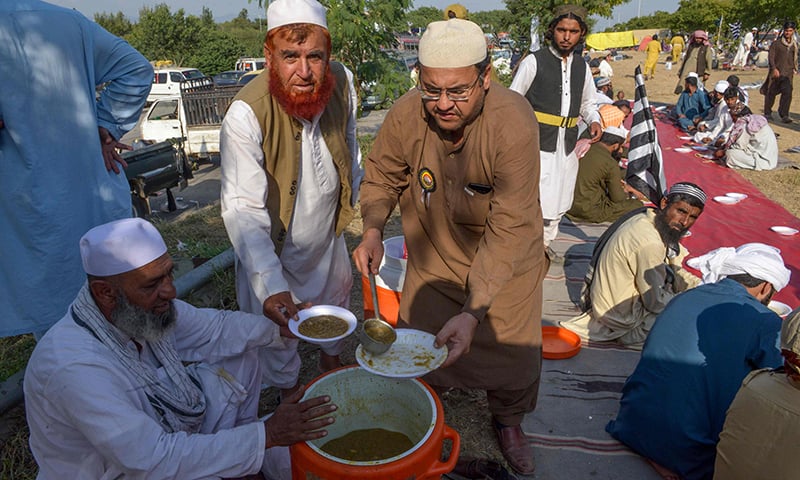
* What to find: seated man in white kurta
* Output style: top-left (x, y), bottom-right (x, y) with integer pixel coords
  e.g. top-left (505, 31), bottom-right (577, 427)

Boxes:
top-left (24, 218), bottom-right (336, 480)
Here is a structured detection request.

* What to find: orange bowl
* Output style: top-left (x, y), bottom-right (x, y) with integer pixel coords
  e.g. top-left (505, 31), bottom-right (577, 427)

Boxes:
top-left (542, 326), bottom-right (581, 359)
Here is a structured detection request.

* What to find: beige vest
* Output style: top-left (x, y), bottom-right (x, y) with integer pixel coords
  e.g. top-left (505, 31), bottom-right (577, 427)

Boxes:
top-left (233, 62), bottom-right (355, 255)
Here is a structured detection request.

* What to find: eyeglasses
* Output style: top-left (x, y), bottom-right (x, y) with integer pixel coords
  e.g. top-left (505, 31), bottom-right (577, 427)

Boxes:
top-left (417, 75), bottom-right (482, 102)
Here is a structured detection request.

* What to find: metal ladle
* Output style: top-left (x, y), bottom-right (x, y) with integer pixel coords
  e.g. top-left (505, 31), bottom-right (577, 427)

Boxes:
top-left (360, 262), bottom-right (397, 355)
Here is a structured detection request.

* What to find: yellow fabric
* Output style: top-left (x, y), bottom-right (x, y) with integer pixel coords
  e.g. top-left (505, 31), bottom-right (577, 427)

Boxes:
top-left (671, 36), bottom-right (685, 62)
top-left (585, 31), bottom-right (637, 51)
top-left (644, 39), bottom-right (661, 77)
top-left (535, 111), bottom-right (579, 128)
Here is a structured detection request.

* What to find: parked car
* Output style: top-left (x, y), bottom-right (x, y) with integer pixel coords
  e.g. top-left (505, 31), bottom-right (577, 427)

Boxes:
top-left (213, 70), bottom-right (246, 86)
top-left (235, 57), bottom-right (265, 72)
top-left (148, 67), bottom-right (205, 103)
top-left (238, 69), bottom-right (264, 85)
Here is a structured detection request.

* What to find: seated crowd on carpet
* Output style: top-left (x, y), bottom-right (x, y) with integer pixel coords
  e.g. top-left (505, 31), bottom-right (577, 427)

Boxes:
top-left (692, 80), bottom-right (732, 144)
top-left (672, 74), bottom-right (711, 132)
top-left (561, 182), bottom-right (705, 348)
top-left (567, 124), bottom-right (644, 224)
top-left (607, 243), bottom-right (791, 480)
top-left (713, 106), bottom-right (779, 171)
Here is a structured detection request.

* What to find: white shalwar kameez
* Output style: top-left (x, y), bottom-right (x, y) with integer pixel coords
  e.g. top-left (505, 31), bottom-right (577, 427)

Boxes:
top-left (24, 298), bottom-right (291, 480)
top-left (693, 102), bottom-right (733, 144)
top-left (510, 49), bottom-right (600, 245)
top-left (220, 73), bottom-right (362, 388)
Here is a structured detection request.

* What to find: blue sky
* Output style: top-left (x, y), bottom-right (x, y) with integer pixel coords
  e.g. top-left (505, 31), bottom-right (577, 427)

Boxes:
top-left (48, 0), bottom-right (680, 28)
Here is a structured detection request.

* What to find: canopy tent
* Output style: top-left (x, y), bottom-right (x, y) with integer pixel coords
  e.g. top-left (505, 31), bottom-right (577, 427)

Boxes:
top-left (585, 29), bottom-right (663, 51)
top-left (585, 31), bottom-right (636, 50)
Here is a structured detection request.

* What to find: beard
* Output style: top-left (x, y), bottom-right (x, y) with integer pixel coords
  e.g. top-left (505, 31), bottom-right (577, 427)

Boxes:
top-left (761, 287), bottom-right (775, 306)
top-left (111, 293), bottom-right (177, 343)
top-left (654, 208), bottom-right (686, 246)
top-left (551, 38), bottom-right (577, 56)
top-left (269, 65), bottom-right (335, 120)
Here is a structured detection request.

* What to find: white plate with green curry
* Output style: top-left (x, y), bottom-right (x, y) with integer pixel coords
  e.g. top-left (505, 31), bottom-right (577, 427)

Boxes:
top-left (289, 305), bottom-right (357, 347)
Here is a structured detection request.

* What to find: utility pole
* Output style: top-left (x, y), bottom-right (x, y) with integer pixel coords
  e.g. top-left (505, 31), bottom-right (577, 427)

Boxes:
top-left (637, 0), bottom-right (642, 18)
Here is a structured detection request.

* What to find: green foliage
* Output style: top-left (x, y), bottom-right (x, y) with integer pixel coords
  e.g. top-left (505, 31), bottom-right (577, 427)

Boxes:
top-left (218, 10), bottom-right (267, 59)
top-left (186, 29), bottom-right (248, 76)
top-left (669, 0), bottom-right (732, 34)
top-left (606, 11), bottom-right (674, 32)
top-left (405, 6), bottom-right (441, 29)
top-left (359, 53), bottom-right (414, 109)
top-left (503, 0), bottom-right (628, 44)
top-left (127, 4), bottom-right (205, 66)
top-left (94, 11), bottom-right (133, 38)
top-left (731, 0), bottom-right (800, 31)
top-left (472, 10), bottom-right (517, 35)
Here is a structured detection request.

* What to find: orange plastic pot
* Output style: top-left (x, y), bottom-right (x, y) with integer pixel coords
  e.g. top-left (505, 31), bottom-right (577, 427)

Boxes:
top-left (290, 366), bottom-right (460, 480)
top-left (361, 236), bottom-right (406, 326)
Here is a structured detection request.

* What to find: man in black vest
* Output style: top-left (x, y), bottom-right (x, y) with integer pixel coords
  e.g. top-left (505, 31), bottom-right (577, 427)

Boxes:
top-left (510, 4), bottom-right (601, 264)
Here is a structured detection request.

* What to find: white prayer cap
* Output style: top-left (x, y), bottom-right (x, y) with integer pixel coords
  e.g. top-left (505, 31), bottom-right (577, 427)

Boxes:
top-left (80, 218), bottom-right (168, 277)
top-left (267, 0), bottom-right (327, 32)
top-left (781, 307), bottom-right (800, 354)
top-left (719, 242), bottom-right (791, 291)
top-left (594, 76), bottom-right (611, 88)
top-left (714, 80), bottom-right (730, 93)
top-left (419, 19), bottom-right (487, 68)
top-left (687, 71), bottom-right (698, 79)
top-left (604, 125), bottom-right (628, 139)
top-left (751, 27), bottom-right (758, 31)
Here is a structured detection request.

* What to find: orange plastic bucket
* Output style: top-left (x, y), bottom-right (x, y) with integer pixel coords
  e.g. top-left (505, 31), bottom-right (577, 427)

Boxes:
top-left (290, 366), bottom-right (460, 480)
top-left (361, 236), bottom-right (406, 326)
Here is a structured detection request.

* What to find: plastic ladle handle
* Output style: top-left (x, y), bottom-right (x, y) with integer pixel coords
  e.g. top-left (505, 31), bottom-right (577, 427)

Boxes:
top-left (368, 261), bottom-right (381, 321)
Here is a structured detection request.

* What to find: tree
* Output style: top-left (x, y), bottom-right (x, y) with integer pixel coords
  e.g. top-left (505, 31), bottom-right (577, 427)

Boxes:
top-left (127, 4), bottom-right (205, 66)
top-left (731, 0), bottom-right (800, 32)
top-left (472, 10), bottom-right (516, 36)
top-left (219, 9), bottom-right (266, 58)
top-left (94, 12), bottom-right (133, 38)
top-left (187, 29), bottom-right (247, 75)
top-left (606, 11), bottom-right (674, 32)
top-left (405, 6), bottom-right (441, 30)
top-left (669, 0), bottom-right (731, 35)
top-left (503, 0), bottom-right (629, 43)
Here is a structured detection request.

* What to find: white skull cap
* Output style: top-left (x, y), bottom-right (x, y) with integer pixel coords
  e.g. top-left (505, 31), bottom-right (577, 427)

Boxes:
top-left (80, 218), bottom-right (167, 277)
top-left (267, 0), bottom-right (327, 32)
top-left (419, 19), bottom-right (487, 68)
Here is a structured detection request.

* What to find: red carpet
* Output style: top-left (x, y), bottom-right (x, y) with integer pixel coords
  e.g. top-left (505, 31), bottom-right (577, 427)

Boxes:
top-left (655, 119), bottom-right (800, 309)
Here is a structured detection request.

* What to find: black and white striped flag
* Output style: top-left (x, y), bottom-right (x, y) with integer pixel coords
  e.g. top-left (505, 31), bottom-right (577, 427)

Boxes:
top-left (729, 21), bottom-right (741, 40)
top-left (625, 65), bottom-right (667, 205)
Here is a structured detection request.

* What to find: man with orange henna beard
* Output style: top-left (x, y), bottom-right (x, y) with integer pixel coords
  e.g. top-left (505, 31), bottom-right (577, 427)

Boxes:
top-left (220, 0), bottom-right (363, 397)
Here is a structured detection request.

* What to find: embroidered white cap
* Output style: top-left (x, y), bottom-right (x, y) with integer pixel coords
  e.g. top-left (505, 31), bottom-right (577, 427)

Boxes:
top-left (419, 19), bottom-right (487, 68)
top-left (267, 0), bottom-right (327, 32)
top-left (714, 80), bottom-right (729, 94)
top-left (604, 125), bottom-right (628, 139)
top-left (80, 218), bottom-right (168, 277)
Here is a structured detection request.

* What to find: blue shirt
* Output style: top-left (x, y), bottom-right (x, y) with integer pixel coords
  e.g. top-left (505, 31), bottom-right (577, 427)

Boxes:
top-left (675, 88), bottom-right (711, 118)
top-left (0, 0), bottom-right (153, 335)
top-left (606, 279), bottom-right (782, 480)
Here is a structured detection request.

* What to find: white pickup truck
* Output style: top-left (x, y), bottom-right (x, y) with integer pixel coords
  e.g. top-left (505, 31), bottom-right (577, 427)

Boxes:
top-left (140, 77), bottom-right (241, 162)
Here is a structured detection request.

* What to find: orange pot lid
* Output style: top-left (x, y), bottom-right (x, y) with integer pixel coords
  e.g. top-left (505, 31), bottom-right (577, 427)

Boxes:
top-left (542, 326), bottom-right (581, 359)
